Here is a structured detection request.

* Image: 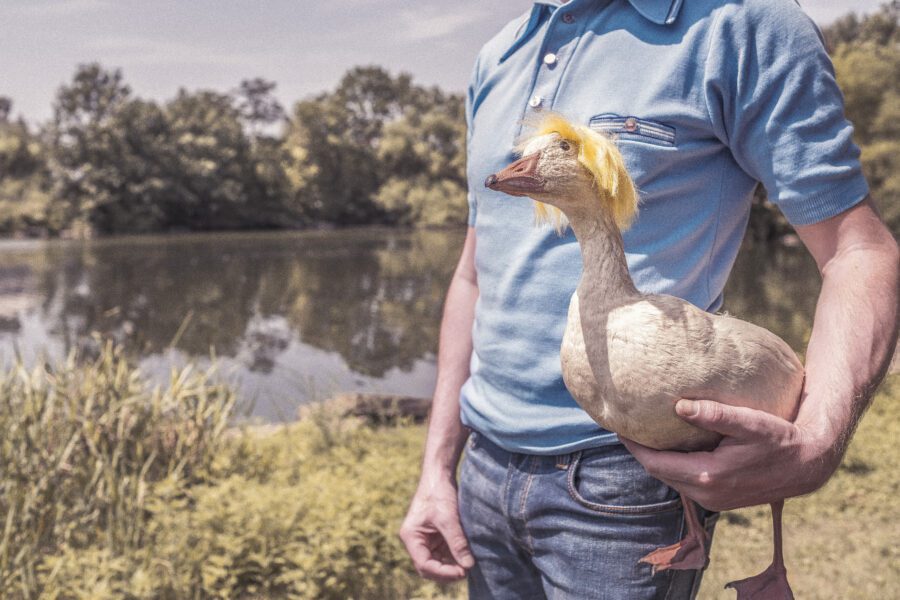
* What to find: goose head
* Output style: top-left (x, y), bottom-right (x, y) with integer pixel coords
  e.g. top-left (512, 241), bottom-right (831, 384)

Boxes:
top-left (485, 114), bottom-right (638, 234)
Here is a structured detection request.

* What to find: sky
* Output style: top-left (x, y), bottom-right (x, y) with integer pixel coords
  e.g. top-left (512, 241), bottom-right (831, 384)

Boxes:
top-left (0, 0), bottom-right (887, 124)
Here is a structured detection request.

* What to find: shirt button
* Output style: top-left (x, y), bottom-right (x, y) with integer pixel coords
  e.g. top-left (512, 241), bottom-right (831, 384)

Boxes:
top-left (529, 95), bottom-right (543, 108)
top-left (562, 13), bottom-right (575, 24)
top-left (624, 117), bottom-right (638, 132)
top-left (543, 53), bottom-right (558, 66)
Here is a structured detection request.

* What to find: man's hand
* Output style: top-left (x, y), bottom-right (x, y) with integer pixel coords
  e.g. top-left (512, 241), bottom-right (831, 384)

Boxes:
top-left (621, 399), bottom-right (840, 512)
top-left (399, 476), bottom-right (474, 583)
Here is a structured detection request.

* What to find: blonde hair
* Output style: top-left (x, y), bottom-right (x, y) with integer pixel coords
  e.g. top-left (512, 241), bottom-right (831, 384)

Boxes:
top-left (520, 113), bottom-right (638, 233)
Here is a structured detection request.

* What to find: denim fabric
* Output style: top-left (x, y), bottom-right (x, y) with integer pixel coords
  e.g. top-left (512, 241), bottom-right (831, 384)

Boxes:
top-left (459, 432), bottom-right (717, 599)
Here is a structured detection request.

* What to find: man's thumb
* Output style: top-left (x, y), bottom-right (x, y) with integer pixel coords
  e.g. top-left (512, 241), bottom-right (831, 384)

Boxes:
top-left (675, 398), bottom-right (784, 439)
top-left (438, 517), bottom-right (475, 568)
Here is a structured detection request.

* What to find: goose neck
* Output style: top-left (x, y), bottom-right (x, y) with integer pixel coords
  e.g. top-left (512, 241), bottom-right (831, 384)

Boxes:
top-left (567, 208), bottom-right (639, 304)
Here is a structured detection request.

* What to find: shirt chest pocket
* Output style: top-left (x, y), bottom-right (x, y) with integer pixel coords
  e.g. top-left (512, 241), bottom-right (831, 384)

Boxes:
top-left (589, 114), bottom-right (676, 148)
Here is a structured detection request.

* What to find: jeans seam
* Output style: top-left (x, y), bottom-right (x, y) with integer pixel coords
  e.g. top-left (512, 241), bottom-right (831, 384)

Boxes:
top-left (518, 456), bottom-right (538, 556)
top-left (501, 453), bottom-right (515, 522)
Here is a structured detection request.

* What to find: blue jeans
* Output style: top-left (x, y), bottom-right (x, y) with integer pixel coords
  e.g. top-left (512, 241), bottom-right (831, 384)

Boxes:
top-left (458, 431), bottom-right (717, 599)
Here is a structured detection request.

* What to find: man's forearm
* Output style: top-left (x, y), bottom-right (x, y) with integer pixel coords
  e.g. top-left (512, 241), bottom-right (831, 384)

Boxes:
top-left (797, 233), bottom-right (899, 466)
top-left (420, 231), bottom-right (478, 484)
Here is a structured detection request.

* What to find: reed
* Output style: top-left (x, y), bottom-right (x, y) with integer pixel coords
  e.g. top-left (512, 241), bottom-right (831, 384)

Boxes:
top-left (0, 340), bottom-right (236, 597)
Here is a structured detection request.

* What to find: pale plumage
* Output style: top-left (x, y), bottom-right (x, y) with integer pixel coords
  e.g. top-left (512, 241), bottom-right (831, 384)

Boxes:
top-left (486, 114), bottom-right (803, 600)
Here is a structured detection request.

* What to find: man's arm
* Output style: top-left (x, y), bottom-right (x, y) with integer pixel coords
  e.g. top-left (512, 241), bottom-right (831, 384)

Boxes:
top-left (399, 226), bottom-right (478, 581)
top-left (623, 198), bottom-right (899, 511)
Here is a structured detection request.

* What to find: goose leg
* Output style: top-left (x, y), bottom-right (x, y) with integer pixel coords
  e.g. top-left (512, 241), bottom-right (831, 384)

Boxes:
top-left (725, 500), bottom-right (794, 599)
top-left (639, 495), bottom-right (709, 572)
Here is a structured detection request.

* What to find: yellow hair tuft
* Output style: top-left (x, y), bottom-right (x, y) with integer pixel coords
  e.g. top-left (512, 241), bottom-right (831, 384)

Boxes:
top-left (523, 113), bottom-right (639, 231)
top-left (532, 200), bottom-right (569, 235)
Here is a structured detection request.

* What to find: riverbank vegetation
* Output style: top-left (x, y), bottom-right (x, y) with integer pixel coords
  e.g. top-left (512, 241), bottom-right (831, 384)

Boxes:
top-left (0, 4), bottom-right (897, 238)
top-left (0, 342), bottom-right (897, 598)
top-left (0, 66), bottom-right (466, 237)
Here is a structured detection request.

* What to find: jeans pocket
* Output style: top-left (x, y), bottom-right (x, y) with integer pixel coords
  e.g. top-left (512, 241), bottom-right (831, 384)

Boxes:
top-left (566, 445), bottom-right (682, 515)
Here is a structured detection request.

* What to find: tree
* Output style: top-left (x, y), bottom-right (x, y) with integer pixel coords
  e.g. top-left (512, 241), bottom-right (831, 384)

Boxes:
top-left (0, 119), bottom-right (43, 180)
top-left (0, 112), bottom-right (52, 234)
top-left (283, 68), bottom-right (405, 224)
top-left (234, 78), bottom-right (285, 138)
top-left (48, 64), bottom-right (135, 231)
top-left (825, 2), bottom-right (900, 232)
top-left (374, 93), bottom-right (468, 226)
top-left (283, 67), bottom-right (468, 227)
top-left (0, 97), bottom-right (11, 124)
top-left (52, 63), bottom-right (131, 132)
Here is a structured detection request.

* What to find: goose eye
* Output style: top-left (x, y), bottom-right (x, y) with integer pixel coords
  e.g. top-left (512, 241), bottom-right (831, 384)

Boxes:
top-left (559, 141), bottom-right (571, 151)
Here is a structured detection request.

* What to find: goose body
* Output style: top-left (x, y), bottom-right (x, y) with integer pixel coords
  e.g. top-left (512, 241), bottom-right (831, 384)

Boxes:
top-left (562, 288), bottom-right (803, 451)
top-left (486, 114), bottom-right (803, 599)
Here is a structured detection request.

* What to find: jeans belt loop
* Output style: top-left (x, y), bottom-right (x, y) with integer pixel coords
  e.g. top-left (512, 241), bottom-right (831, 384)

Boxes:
top-left (555, 451), bottom-right (575, 470)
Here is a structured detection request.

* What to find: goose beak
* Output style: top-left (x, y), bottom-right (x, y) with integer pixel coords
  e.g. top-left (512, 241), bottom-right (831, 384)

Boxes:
top-left (485, 152), bottom-right (544, 197)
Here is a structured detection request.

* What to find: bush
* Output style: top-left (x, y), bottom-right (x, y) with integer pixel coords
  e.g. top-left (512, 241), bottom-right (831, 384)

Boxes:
top-left (374, 177), bottom-right (468, 228)
top-left (0, 344), bottom-right (452, 599)
top-left (0, 341), bottom-right (236, 598)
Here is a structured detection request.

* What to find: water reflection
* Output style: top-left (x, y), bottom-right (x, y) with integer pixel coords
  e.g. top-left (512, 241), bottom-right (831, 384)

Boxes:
top-left (0, 230), bottom-right (463, 419)
top-left (0, 229), bottom-right (820, 420)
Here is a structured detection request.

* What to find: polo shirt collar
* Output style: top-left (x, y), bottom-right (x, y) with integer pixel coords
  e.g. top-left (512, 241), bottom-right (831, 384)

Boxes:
top-left (627, 0), bottom-right (684, 25)
top-left (535, 0), bottom-right (684, 26)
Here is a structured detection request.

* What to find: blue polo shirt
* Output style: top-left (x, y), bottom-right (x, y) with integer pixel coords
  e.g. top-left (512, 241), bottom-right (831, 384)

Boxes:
top-left (459, 0), bottom-right (869, 454)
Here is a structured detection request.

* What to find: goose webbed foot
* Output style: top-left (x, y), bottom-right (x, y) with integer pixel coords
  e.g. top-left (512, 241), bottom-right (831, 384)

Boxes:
top-left (639, 496), bottom-right (709, 573)
top-left (726, 500), bottom-right (794, 599)
top-left (725, 563), bottom-right (794, 600)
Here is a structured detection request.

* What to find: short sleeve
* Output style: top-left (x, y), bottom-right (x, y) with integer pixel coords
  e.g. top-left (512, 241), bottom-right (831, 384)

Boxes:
top-left (704, 0), bottom-right (869, 226)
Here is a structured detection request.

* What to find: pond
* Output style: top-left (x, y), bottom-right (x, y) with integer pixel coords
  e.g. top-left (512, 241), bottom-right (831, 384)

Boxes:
top-left (0, 228), bottom-right (821, 420)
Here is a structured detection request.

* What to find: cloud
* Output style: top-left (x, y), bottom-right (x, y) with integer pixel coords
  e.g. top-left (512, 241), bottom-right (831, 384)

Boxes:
top-left (398, 5), bottom-right (487, 42)
top-left (88, 36), bottom-right (261, 68)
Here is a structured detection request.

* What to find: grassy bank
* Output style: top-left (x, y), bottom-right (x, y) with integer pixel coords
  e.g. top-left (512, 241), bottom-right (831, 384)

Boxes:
top-left (1, 344), bottom-right (896, 598)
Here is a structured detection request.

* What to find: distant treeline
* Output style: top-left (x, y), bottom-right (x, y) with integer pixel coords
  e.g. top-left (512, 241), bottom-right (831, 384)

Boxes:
top-left (0, 67), bottom-right (466, 236)
top-left (0, 3), bottom-right (896, 238)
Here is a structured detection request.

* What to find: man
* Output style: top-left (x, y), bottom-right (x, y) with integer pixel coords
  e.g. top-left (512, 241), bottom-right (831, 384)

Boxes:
top-left (400, 0), bottom-right (899, 598)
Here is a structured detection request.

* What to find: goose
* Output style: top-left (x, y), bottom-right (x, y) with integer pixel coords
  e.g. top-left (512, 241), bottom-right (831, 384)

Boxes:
top-left (484, 114), bottom-right (804, 599)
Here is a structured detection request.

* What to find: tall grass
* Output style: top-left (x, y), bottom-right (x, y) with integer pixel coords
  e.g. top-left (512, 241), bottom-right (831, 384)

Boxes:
top-left (0, 341), bottom-right (235, 597)
top-left (0, 342), bottom-right (446, 599)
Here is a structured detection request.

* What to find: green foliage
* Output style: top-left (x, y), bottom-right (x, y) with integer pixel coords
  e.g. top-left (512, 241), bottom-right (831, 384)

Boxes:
top-left (137, 416), bottom-right (431, 599)
top-left (0, 340), bottom-right (236, 597)
top-left (0, 341), bottom-right (450, 599)
top-left (824, 2), bottom-right (900, 231)
top-left (235, 78), bottom-right (285, 137)
top-left (46, 66), bottom-right (299, 234)
top-left (27, 63), bottom-right (469, 234)
top-left (282, 66), bottom-right (467, 227)
top-left (375, 177), bottom-right (467, 227)
top-left (822, 0), bottom-right (899, 49)
top-left (0, 107), bottom-right (53, 235)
